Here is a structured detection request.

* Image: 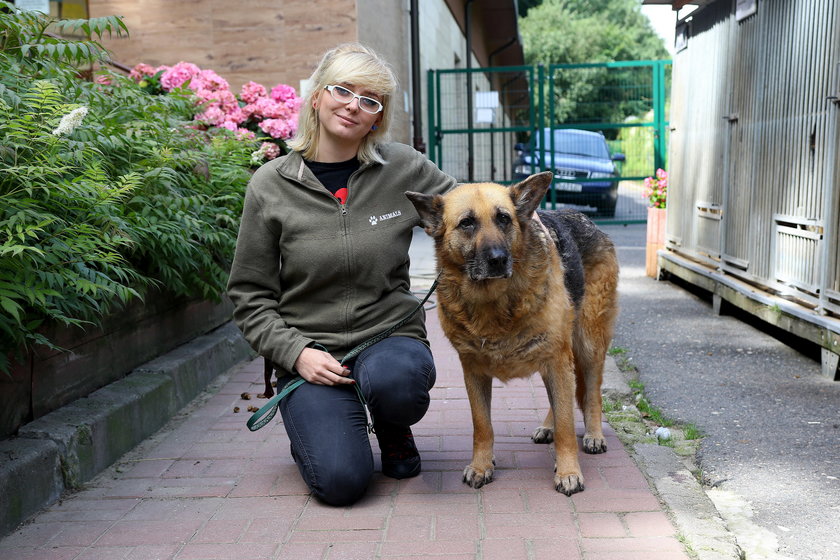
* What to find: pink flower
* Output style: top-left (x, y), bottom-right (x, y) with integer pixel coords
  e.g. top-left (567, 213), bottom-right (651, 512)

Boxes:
top-left (94, 74), bottom-right (112, 85)
top-left (224, 107), bottom-right (247, 125)
top-left (240, 81), bottom-right (267, 104)
top-left (195, 89), bottom-right (239, 114)
top-left (256, 97), bottom-right (291, 120)
top-left (218, 121), bottom-right (238, 131)
top-left (270, 83), bottom-right (298, 103)
top-left (160, 61), bottom-right (201, 91)
top-left (129, 63), bottom-right (157, 82)
top-left (239, 103), bottom-right (257, 122)
top-left (262, 142), bottom-right (281, 160)
top-left (190, 69), bottom-right (229, 93)
top-left (195, 105), bottom-right (227, 126)
top-left (644, 169), bottom-right (668, 209)
top-left (235, 128), bottom-right (256, 140)
top-left (259, 118), bottom-right (294, 139)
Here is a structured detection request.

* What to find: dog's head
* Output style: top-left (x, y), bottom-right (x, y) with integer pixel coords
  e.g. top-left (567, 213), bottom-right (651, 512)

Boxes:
top-left (406, 172), bottom-right (552, 281)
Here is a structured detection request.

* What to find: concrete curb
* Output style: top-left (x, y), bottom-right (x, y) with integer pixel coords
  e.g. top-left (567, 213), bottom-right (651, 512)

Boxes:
top-left (603, 356), bottom-right (742, 560)
top-left (633, 444), bottom-right (741, 560)
top-left (0, 321), bottom-right (254, 537)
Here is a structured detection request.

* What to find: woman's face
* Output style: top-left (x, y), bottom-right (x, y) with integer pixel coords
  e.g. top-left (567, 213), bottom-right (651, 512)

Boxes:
top-left (314, 82), bottom-right (383, 153)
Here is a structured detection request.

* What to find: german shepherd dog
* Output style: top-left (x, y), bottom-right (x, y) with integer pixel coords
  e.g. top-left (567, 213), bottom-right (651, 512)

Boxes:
top-left (405, 172), bottom-right (619, 495)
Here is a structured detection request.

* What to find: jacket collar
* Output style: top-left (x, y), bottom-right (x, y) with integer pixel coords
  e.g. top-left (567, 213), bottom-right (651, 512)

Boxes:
top-left (275, 149), bottom-right (380, 189)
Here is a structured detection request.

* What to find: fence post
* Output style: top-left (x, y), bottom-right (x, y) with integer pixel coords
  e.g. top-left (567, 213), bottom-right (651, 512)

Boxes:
top-left (653, 60), bottom-right (667, 172)
top-left (426, 69), bottom-right (435, 165)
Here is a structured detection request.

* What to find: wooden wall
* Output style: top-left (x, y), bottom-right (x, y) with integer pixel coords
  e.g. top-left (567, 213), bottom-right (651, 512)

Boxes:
top-left (90, 0), bottom-right (358, 95)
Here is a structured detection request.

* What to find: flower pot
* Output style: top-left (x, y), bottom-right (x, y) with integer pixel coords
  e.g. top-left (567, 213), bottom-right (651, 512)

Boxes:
top-left (646, 207), bottom-right (667, 278)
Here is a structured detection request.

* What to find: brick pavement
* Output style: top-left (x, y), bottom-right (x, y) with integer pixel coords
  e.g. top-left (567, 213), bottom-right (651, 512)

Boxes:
top-left (0, 308), bottom-right (691, 559)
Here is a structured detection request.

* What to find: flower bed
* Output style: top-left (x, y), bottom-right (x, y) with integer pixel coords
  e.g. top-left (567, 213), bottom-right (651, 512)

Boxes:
top-left (0, 5), bottom-right (298, 424)
top-left (128, 61), bottom-right (302, 166)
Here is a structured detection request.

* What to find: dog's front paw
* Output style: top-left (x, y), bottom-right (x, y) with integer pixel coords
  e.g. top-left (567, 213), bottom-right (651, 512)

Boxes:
top-left (532, 426), bottom-right (554, 444)
top-left (463, 463), bottom-right (494, 489)
top-left (582, 435), bottom-right (607, 454)
top-left (554, 472), bottom-right (585, 496)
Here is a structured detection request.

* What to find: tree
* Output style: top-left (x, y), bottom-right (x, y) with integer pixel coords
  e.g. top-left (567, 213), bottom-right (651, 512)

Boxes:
top-left (520, 0), bottom-right (669, 128)
top-left (517, 0), bottom-right (545, 18)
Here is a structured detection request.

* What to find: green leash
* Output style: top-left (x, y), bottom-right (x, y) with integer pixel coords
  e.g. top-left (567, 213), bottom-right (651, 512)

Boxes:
top-left (246, 278), bottom-right (439, 432)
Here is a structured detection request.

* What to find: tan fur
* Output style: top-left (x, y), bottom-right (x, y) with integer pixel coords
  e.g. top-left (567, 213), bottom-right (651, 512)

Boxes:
top-left (406, 172), bottom-right (619, 495)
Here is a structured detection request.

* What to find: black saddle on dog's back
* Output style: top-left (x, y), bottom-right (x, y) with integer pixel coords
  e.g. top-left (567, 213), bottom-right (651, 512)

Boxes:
top-left (536, 209), bottom-right (604, 308)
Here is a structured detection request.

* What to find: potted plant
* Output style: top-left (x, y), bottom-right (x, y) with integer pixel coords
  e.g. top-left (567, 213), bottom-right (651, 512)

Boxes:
top-left (644, 168), bottom-right (667, 278)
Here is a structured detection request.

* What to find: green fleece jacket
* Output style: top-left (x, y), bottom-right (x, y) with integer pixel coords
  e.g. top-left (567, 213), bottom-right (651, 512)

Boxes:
top-left (227, 142), bottom-right (457, 375)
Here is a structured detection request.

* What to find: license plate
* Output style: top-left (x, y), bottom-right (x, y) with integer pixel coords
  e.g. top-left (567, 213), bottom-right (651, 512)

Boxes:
top-left (556, 183), bottom-right (582, 192)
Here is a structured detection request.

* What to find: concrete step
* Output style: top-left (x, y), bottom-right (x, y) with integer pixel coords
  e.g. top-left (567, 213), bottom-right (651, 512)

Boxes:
top-left (0, 321), bottom-right (253, 537)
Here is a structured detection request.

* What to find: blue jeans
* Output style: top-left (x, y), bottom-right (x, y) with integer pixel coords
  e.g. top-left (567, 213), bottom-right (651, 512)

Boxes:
top-left (278, 336), bottom-right (436, 506)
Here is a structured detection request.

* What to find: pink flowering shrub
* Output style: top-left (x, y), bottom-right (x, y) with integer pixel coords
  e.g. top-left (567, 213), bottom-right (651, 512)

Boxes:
top-left (240, 81), bottom-right (267, 103)
top-left (644, 168), bottom-right (668, 209)
top-left (159, 61), bottom-right (201, 91)
top-left (128, 61), bottom-right (301, 163)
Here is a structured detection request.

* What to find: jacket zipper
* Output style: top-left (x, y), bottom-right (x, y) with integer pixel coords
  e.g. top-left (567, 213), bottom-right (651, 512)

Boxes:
top-left (339, 190), bottom-right (352, 349)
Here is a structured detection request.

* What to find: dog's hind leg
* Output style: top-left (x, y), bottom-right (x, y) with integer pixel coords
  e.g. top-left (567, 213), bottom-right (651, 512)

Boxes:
top-left (573, 346), bottom-right (607, 454)
top-left (532, 410), bottom-right (554, 443)
top-left (574, 249), bottom-right (619, 454)
top-left (541, 355), bottom-right (584, 495)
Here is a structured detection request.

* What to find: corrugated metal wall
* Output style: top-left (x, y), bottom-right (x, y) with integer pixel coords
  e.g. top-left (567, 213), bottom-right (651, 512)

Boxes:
top-left (667, 0), bottom-right (840, 316)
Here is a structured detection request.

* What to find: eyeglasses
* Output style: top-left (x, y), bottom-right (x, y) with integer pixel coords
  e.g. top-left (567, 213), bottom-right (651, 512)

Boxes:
top-left (324, 85), bottom-right (383, 114)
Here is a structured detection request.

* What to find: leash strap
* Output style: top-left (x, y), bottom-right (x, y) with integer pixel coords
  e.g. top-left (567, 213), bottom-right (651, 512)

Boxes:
top-left (245, 376), bottom-right (306, 431)
top-left (246, 277), bottom-right (439, 432)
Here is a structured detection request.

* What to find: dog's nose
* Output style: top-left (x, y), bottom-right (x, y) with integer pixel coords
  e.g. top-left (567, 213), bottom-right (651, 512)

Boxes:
top-left (485, 246), bottom-right (510, 276)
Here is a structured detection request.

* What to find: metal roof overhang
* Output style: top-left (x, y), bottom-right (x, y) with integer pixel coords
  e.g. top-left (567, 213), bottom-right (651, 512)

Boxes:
top-left (444, 0), bottom-right (525, 68)
top-left (641, 0), bottom-right (717, 9)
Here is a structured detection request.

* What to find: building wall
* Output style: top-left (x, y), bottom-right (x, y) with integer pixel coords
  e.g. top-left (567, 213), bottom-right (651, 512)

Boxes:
top-left (419, 0), bottom-right (490, 180)
top-left (89, 0), bottom-right (515, 171)
top-left (666, 0), bottom-right (840, 316)
top-left (357, 0), bottom-right (412, 143)
top-left (90, 0), bottom-right (358, 94)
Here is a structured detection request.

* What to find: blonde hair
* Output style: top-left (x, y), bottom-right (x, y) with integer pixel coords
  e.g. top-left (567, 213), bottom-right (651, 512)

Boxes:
top-left (287, 43), bottom-right (398, 165)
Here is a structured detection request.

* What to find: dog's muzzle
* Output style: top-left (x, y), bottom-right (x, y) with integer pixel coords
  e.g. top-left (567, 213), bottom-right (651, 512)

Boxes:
top-left (469, 246), bottom-right (512, 281)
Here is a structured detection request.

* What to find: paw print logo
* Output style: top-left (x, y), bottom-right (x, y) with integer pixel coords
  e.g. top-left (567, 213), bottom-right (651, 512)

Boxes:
top-left (369, 216), bottom-right (378, 226)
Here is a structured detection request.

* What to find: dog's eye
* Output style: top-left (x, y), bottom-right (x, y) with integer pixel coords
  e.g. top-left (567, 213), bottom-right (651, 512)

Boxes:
top-left (497, 213), bottom-right (512, 226)
top-left (458, 217), bottom-right (475, 230)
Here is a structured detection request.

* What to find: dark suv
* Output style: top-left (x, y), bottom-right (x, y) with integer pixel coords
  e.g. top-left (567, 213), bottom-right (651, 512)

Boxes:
top-left (513, 128), bottom-right (625, 217)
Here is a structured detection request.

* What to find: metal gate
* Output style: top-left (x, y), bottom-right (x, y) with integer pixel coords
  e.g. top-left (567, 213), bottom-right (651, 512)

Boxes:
top-left (428, 60), bottom-right (671, 223)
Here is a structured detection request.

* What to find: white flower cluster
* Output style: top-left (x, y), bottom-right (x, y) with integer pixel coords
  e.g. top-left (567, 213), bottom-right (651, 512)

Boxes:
top-left (249, 143), bottom-right (271, 166)
top-left (51, 107), bottom-right (89, 136)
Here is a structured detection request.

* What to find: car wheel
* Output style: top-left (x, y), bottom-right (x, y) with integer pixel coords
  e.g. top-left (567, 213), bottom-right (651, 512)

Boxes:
top-left (596, 203), bottom-right (616, 218)
top-left (596, 193), bottom-right (617, 218)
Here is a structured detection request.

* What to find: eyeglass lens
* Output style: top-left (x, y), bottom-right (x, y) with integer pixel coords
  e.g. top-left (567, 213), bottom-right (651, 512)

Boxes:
top-left (329, 85), bottom-right (382, 113)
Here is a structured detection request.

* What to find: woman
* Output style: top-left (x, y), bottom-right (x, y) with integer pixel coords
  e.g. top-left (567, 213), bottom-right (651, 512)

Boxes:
top-left (227, 43), bottom-right (456, 506)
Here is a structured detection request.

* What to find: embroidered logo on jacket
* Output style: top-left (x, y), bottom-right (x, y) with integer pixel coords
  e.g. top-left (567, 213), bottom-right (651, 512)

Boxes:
top-left (368, 210), bottom-right (402, 226)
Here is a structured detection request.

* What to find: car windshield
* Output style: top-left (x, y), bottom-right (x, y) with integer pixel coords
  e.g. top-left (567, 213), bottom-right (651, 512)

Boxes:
top-left (537, 130), bottom-right (609, 159)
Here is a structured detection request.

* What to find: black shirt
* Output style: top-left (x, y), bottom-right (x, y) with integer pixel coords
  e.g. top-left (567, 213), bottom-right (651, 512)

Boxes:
top-left (305, 157), bottom-right (360, 205)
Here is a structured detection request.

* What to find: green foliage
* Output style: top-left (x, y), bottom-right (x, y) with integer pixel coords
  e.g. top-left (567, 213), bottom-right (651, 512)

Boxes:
top-left (520, 0), bottom-right (670, 129)
top-left (615, 114), bottom-right (655, 176)
top-left (684, 423), bottom-right (702, 440)
top-left (517, 0), bottom-right (545, 18)
top-left (609, 345), bottom-right (638, 373)
top-left (521, 0), bottom-right (669, 65)
top-left (0, 4), bottom-right (254, 372)
top-left (0, 1), bottom-right (127, 66)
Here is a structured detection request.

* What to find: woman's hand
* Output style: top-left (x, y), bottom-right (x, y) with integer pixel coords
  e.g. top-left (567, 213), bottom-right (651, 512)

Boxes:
top-left (294, 347), bottom-right (354, 386)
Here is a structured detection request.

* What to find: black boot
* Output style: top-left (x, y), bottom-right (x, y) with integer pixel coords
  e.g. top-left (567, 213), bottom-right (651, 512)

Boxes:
top-left (375, 423), bottom-right (421, 479)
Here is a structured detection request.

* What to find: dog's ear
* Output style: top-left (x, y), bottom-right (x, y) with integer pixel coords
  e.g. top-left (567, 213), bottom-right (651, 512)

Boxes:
top-left (405, 191), bottom-right (445, 237)
top-left (510, 171), bottom-right (552, 223)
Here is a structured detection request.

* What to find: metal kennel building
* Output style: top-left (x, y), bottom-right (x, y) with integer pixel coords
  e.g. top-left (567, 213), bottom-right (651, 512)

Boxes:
top-left (653, 0), bottom-right (840, 378)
